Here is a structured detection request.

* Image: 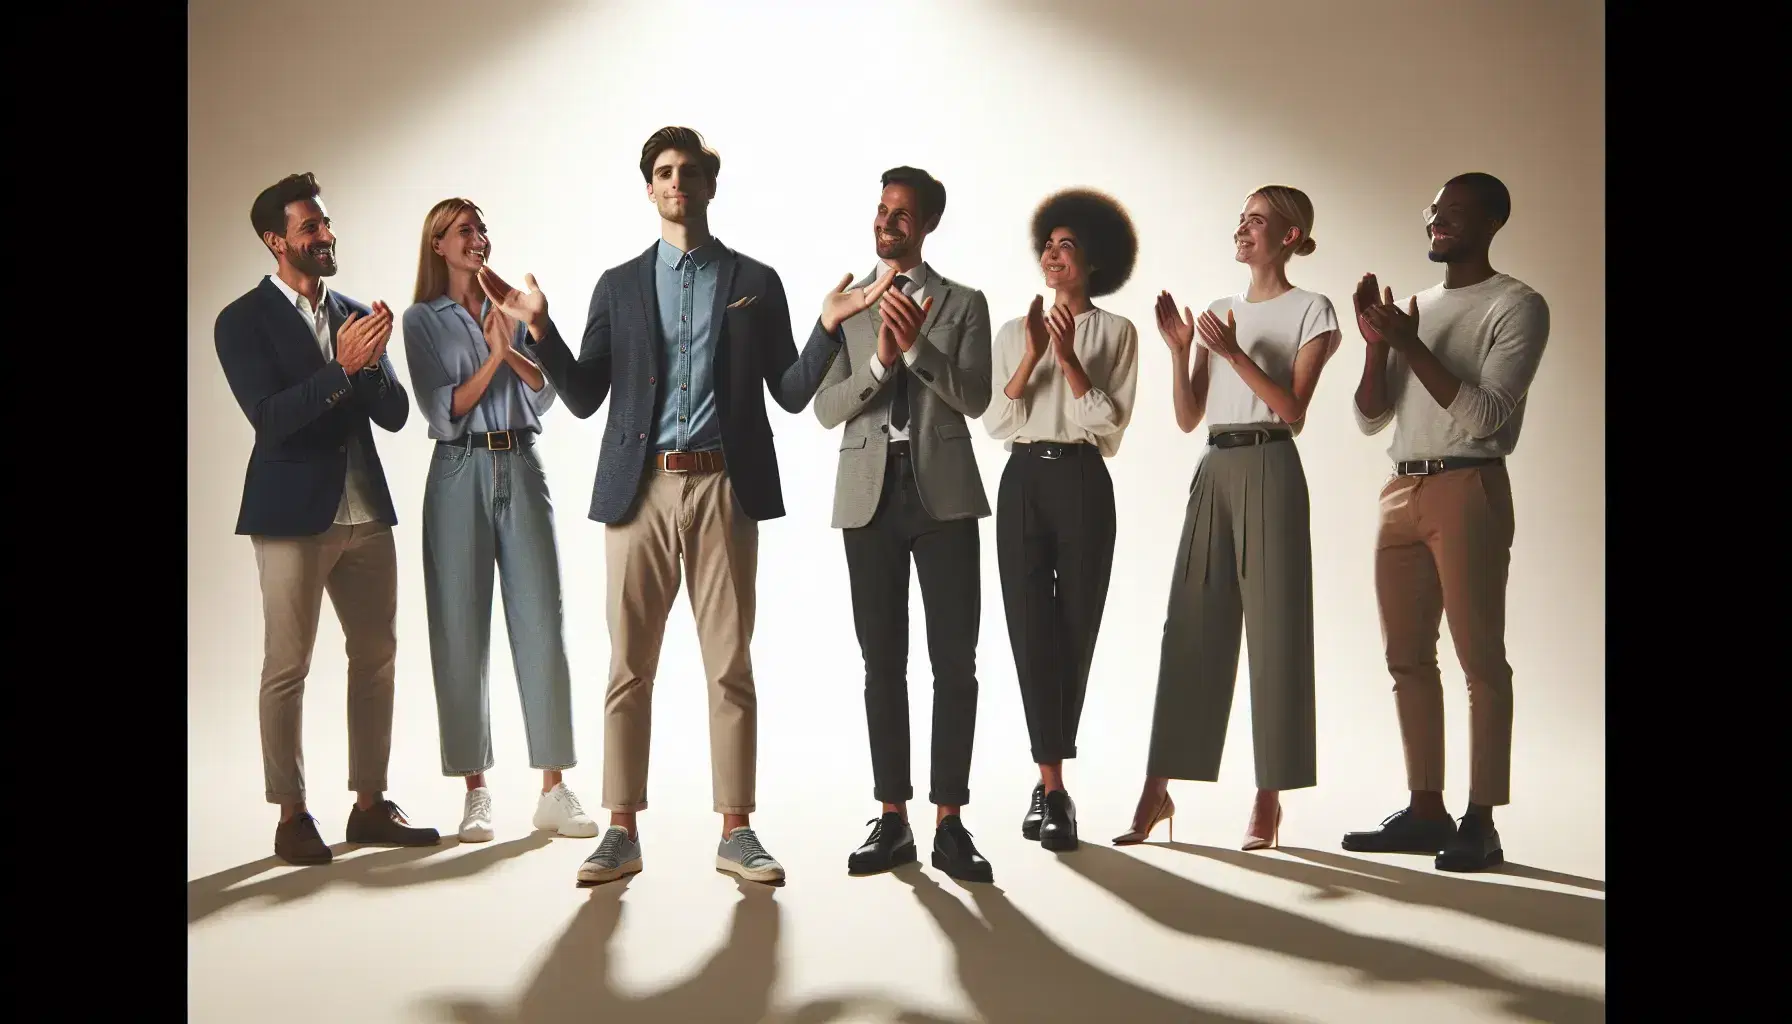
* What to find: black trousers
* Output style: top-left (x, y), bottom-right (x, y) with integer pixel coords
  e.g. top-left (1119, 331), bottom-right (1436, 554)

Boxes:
top-left (995, 445), bottom-right (1117, 763)
top-left (843, 449), bottom-right (981, 806)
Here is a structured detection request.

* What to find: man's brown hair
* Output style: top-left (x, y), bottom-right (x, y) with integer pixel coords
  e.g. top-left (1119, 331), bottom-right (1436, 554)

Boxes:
top-left (639, 126), bottom-right (721, 183)
top-left (251, 172), bottom-right (323, 252)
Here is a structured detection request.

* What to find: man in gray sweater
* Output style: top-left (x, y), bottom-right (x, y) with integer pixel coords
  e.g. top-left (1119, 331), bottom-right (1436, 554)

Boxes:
top-left (1340, 172), bottom-right (1551, 873)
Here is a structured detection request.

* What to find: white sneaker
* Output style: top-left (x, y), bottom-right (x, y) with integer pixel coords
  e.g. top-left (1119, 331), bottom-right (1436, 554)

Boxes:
top-left (534, 783), bottom-right (600, 838)
top-left (459, 787), bottom-right (495, 843)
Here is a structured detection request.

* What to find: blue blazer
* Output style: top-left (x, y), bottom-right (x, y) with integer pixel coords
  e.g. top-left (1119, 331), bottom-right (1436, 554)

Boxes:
top-left (526, 242), bottom-right (839, 524)
top-left (214, 277), bottom-right (409, 536)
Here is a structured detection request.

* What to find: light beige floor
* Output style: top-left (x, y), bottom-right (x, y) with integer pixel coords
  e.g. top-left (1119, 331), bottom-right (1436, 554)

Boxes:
top-left (188, 670), bottom-right (1604, 1024)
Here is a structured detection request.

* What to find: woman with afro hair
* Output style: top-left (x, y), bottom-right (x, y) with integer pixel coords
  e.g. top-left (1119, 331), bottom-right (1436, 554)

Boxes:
top-left (984, 188), bottom-right (1140, 853)
top-left (1112, 185), bottom-right (1341, 852)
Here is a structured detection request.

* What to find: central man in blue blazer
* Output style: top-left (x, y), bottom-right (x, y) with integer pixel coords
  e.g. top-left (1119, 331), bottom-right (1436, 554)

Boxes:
top-left (479, 126), bottom-right (895, 886)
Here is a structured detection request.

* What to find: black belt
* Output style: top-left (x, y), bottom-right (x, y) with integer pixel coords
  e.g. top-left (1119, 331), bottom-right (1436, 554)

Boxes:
top-left (1395, 456), bottom-right (1503, 477)
top-left (438, 429), bottom-right (535, 451)
top-left (1011, 441), bottom-right (1094, 460)
top-left (1209, 427), bottom-right (1293, 449)
top-left (887, 439), bottom-right (912, 458)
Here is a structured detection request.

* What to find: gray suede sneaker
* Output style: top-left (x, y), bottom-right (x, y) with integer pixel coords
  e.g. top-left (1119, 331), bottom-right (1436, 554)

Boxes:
top-left (717, 826), bottom-right (785, 884)
top-left (576, 827), bottom-right (642, 886)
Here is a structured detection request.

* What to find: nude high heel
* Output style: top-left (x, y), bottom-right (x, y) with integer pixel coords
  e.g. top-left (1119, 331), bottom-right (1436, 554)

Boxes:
top-left (1242, 804), bottom-right (1281, 851)
top-left (1112, 793), bottom-right (1176, 846)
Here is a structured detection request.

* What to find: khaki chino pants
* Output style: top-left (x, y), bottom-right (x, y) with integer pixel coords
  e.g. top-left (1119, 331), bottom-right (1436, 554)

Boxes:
top-left (252, 521), bottom-right (398, 804)
top-left (603, 468), bottom-right (758, 814)
top-left (1374, 464), bottom-right (1516, 807)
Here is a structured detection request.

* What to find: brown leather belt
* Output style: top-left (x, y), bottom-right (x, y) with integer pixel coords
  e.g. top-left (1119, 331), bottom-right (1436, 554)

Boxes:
top-left (654, 449), bottom-right (726, 474)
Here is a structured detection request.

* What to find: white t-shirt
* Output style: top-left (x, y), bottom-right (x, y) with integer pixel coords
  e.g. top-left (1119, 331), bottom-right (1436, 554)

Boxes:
top-left (1203, 288), bottom-right (1339, 432)
top-left (1352, 273), bottom-right (1550, 462)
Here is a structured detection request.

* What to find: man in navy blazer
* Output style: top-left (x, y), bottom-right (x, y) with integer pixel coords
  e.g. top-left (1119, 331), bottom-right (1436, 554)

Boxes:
top-left (214, 172), bottom-right (440, 866)
top-left (480, 127), bottom-right (895, 887)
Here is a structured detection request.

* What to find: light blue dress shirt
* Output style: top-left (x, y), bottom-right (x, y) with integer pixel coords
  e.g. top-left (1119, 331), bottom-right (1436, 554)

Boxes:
top-left (402, 295), bottom-right (558, 440)
top-left (652, 237), bottom-right (724, 452)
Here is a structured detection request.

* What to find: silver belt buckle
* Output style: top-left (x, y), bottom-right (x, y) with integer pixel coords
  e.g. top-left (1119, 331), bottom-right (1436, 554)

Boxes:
top-left (661, 449), bottom-right (689, 474)
top-left (1040, 445), bottom-right (1062, 460)
top-left (1403, 459), bottom-right (1432, 476)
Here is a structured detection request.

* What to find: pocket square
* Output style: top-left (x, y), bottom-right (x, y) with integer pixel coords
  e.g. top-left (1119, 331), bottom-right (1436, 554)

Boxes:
top-left (726, 295), bottom-right (759, 309)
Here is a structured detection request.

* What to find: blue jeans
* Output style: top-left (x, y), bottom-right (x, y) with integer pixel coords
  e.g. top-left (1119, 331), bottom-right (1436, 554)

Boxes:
top-left (421, 439), bottom-right (576, 775)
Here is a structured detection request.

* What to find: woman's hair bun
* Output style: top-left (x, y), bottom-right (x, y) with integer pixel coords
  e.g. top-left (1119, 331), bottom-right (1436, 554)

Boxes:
top-left (1295, 236), bottom-right (1317, 256)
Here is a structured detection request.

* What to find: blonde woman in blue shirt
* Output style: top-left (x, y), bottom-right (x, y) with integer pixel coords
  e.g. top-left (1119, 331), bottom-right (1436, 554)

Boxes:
top-left (401, 198), bottom-right (597, 843)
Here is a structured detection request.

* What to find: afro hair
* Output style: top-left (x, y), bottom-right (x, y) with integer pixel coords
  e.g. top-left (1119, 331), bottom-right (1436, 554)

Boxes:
top-left (1031, 188), bottom-right (1137, 298)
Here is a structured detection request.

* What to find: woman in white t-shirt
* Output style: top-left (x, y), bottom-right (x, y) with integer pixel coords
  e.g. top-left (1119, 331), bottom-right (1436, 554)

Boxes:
top-left (1111, 186), bottom-right (1340, 851)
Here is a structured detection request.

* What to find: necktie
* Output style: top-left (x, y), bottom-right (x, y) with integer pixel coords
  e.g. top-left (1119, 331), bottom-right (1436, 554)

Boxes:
top-left (890, 275), bottom-right (912, 432)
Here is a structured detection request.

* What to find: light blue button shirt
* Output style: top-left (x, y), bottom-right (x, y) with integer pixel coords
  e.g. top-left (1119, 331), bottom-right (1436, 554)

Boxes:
top-left (401, 295), bottom-right (557, 440)
top-left (652, 237), bottom-right (724, 453)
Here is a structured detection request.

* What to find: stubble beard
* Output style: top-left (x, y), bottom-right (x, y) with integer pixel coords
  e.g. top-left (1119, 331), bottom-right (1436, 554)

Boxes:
top-left (289, 244), bottom-right (338, 278)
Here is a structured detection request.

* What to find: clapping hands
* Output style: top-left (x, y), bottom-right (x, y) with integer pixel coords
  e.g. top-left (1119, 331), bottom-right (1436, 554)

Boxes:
top-left (1195, 308), bottom-right (1242, 363)
top-left (821, 269), bottom-right (897, 334)
top-left (336, 301), bottom-right (393, 373)
top-left (1154, 291), bottom-right (1196, 353)
top-left (1045, 301), bottom-right (1080, 367)
top-left (1353, 273), bottom-right (1420, 351)
top-left (477, 265), bottom-right (549, 333)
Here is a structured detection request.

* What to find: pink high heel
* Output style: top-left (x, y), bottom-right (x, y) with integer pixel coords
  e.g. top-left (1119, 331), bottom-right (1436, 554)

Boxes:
top-left (1112, 793), bottom-right (1176, 846)
top-left (1242, 804), bottom-right (1281, 851)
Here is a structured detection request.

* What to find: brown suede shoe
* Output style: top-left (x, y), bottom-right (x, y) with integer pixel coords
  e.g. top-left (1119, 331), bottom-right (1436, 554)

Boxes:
top-left (345, 800), bottom-right (441, 847)
top-left (275, 813), bottom-right (333, 866)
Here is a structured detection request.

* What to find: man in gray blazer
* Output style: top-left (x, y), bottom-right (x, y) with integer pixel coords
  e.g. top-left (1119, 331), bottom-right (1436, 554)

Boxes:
top-left (813, 166), bottom-right (996, 883)
top-left (482, 127), bottom-right (893, 887)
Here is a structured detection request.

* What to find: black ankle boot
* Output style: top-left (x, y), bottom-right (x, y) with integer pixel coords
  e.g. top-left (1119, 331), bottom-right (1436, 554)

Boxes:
top-left (1021, 783), bottom-right (1046, 841)
top-left (1039, 789), bottom-right (1079, 852)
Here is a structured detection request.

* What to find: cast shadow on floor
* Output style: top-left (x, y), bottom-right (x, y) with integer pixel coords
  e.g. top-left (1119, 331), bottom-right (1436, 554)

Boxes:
top-left (187, 833), bottom-right (553, 925)
top-left (884, 865), bottom-right (1291, 1024)
top-left (1061, 844), bottom-right (1605, 1024)
top-left (408, 845), bottom-right (1604, 1024)
top-left (424, 878), bottom-right (784, 1024)
top-left (420, 866), bottom-right (1282, 1024)
top-left (1167, 844), bottom-right (1604, 948)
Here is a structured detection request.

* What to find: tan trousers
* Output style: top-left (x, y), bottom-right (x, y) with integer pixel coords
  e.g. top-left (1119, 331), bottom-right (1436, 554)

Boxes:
top-left (603, 468), bottom-right (758, 814)
top-left (252, 521), bottom-right (398, 804)
top-left (1374, 464), bottom-right (1515, 806)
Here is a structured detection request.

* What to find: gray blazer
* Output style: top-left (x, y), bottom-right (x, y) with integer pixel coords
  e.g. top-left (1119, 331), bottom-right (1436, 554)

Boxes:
top-left (813, 269), bottom-right (993, 529)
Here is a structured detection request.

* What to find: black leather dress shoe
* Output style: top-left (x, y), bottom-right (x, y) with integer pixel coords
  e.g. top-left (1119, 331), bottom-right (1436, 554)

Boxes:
top-left (1039, 789), bottom-right (1079, 852)
top-left (1021, 783), bottom-right (1045, 841)
top-left (1435, 814), bottom-right (1503, 872)
top-left (345, 800), bottom-right (441, 847)
top-left (932, 815), bottom-right (994, 883)
top-left (1341, 807), bottom-right (1457, 853)
top-left (847, 812), bottom-right (916, 876)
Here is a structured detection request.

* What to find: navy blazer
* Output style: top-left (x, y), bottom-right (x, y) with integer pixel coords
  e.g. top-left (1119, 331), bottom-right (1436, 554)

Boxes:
top-left (214, 277), bottom-right (409, 536)
top-left (526, 242), bottom-right (839, 524)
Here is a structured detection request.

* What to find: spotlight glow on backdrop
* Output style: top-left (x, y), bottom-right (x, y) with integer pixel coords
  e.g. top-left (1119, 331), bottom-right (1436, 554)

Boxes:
top-left (188, 2), bottom-right (1604, 1021)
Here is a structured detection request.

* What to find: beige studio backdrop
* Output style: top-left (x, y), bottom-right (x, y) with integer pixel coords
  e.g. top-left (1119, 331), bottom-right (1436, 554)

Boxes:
top-left (188, 0), bottom-right (1603, 1019)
